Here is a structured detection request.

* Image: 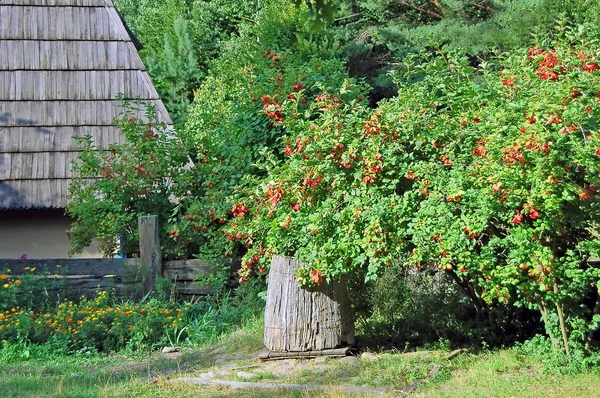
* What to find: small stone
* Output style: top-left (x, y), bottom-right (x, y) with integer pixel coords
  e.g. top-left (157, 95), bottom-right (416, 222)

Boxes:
top-left (219, 363), bottom-right (239, 371)
top-left (313, 356), bottom-right (328, 363)
top-left (313, 364), bottom-right (333, 374)
top-left (236, 371), bottom-right (256, 380)
top-left (197, 372), bottom-right (215, 379)
top-left (295, 363), bottom-right (310, 371)
top-left (360, 352), bottom-right (379, 362)
top-left (339, 356), bottom-right (360, 366)
top-left (162, 346), bottom-right (180, 354)
top-left (270, 364), bottom-right (294, 376)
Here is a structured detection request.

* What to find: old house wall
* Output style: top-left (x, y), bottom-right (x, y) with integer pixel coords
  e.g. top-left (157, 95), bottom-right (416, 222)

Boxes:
top-left (0, 209), bottom-right (102, 259)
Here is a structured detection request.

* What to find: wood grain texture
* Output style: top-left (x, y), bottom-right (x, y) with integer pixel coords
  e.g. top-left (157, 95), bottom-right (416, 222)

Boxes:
top-left (0, 100), bottom-right (170, 126)
top-left (0, 126), bottom-right (124, 152)
top-left (0, 255), bottom-right (243, 299)
top-left (0, 1), bottom-right (109, 6)
top-left (3, 257), bottom-right (142, 300)
top-left (0, 5), bottom-right (122, 40)
top-left (264, 256), bottom-right (355, 352)
top-left (0, 179), bottom-right (71, 209)
top-left (0, 151), bottom-right (82, 180)
top-left (138, 215), bottom-right (162, 295)
top-left (0, 41), bottom-right (141, 70)
top-left (163, 258), bottom-right (241, 281)
top-left (2, 257), bottom-right (138, 277)
top-left (1, 71), bottom-right (158, 100)
top-left (0, 0), bottom-right (172, 210)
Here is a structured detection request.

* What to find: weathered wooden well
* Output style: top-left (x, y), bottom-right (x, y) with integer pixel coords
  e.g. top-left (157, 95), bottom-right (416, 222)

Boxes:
top-left (264, 255), bottom-right (355, 352)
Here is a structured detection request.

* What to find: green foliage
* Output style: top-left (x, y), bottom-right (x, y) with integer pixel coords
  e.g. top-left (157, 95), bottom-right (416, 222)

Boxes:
top-left (230, 24), bottom-right (600, 352)
top-left (0, 277), bottom-right (265, 358)
top-left (146, 18), bottom-right (203, 127)
top-left (520, 335), bottom-right (600, 374)
top-left (183, 2), bottom-right (366, 265)
top-left (115, 0), bottom-right (265, 123)
top-left (356, 267), bottom-right (480, 349)
top-left (67, 99), bottom-right (202, 259)
top-left (335, 0), bottom-right (600, 99)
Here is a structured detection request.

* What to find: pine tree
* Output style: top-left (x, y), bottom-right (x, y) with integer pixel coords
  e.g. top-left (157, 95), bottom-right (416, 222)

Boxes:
top-left (147, 18), bottom-right (203, 127)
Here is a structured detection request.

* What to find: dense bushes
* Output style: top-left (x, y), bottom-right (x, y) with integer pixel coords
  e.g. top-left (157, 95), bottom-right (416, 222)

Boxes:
top-left (65, 0), bottom-right (600, 357)
top-left (67, 99), bottom-right (193, 258)
top-left (230, 25), bottom-right (600, 352)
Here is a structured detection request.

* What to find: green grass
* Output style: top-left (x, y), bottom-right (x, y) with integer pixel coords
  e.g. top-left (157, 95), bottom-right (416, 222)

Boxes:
top-left (3, 321), bottom-right (600, 398)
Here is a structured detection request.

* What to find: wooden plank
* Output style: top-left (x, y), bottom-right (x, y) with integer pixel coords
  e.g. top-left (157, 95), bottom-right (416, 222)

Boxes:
top-left (258, 347), bottom-right (354, 360)
top-left (2, 274), bottom-right (140, 300)
top-left (0, 100), bottom-right (169, 126)
top-left (0, 179), bottom-right (78, 210)
top-left (264, 256), bottom-right (355, 351)
top-left (0, 126), bottom-right (124, 152)
top-left (163, 258), bottom-right (241, 281)
top-left (174, 280), bottom-right (213, 296)
top-left (0, 257), bottom-right (139, 276)
top-left (0, 41), bottom-right (141, 70)
top-left (0, 71), bottom-right (157, 101)
top-left (138, 215), bottom-right (162, 295)
top-left (0, 1), bottom-right (108, 7)
top-left (0, 152), bottom-right (82, 180)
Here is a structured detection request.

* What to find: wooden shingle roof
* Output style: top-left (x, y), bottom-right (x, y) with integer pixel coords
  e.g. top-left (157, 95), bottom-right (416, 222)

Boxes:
top-left (0, 0), bottom-right (171, 210)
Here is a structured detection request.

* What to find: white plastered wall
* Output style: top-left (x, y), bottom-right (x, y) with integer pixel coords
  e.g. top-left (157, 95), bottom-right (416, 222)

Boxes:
top-left (0, 209), bottom-right (102, 259)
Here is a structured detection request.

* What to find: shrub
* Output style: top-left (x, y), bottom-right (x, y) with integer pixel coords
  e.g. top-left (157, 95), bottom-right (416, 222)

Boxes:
top-left (67, 99), bottom-right (200, 259)
top-left (231, 24), bottom-right (600, 353)
top-left (183, 2), bottom-right (368, 260)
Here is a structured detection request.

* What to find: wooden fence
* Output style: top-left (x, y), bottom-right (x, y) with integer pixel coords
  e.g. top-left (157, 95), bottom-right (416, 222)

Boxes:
top-left (0, 216), bottom-right (240, 299)
top-left (2, 257), bottom-right (240, 300)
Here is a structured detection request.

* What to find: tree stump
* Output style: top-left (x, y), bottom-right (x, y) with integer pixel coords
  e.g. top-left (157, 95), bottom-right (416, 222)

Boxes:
top-left (264, 255), bottom-right (355, 352)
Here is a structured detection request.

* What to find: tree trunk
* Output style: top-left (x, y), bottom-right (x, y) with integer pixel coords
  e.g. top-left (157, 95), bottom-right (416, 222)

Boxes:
top-left (264, 255), bottom-right (355, 352)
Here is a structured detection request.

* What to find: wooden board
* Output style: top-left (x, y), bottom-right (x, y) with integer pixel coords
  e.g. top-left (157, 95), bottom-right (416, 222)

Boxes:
top-left (1, 257), bottom-right (139, 276)
top-left (0, 179), bottom-right (72, 209)
top-left (258, 346), bottom-right (355, 360)
top-left (0, 4), bottom-right (123, 40)
top-left (0, 151), bottom-right (82, 180)
top-left (163, 258), bottom-right (241, 281)
top-left (0, 100), bottom-right (170, 126)
top-left (2, 257), bottom-right (142, 299)
top-left (173, 280), bottom-right (213, 296)
top-left (1, 71), bottom-right (159, 101)
top-left (0, 41), bottom-right (142, 70)
top-left (0, 126), bottom-right (124, 153)
top-left (0, 1), bottom-right (109, 6)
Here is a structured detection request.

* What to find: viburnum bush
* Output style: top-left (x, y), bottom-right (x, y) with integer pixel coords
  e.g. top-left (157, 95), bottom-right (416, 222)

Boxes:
top-left (68, 99), bottom-right (199, 258)
top-left (231, 25), bottom-right (600, 352)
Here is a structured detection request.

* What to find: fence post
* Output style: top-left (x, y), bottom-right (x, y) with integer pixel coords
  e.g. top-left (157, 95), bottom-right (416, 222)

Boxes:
top-left (138, 215), bottom-right (162, 295)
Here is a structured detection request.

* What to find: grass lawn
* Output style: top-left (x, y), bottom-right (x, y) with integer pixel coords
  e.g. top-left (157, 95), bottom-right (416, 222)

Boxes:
top-left (3, 321), bottom-right (600, 398)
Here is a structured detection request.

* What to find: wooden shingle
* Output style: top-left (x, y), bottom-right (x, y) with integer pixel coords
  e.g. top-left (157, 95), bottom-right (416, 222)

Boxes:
top-left (0, 0), bottom-right (171, 210)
